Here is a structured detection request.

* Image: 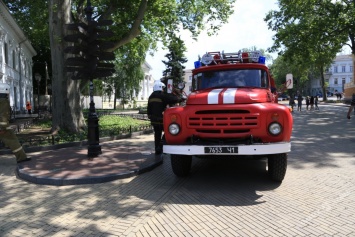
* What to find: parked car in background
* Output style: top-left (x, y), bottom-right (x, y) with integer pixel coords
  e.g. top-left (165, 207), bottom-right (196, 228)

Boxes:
top-left (316, 92), bottom-right (333, 97)
top-left (278, 94), bottom-right (289, 101)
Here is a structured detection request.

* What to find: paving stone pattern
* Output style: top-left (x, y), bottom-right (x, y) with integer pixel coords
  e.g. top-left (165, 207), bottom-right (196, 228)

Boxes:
top-left (1, 104), bottom-right (355, 237)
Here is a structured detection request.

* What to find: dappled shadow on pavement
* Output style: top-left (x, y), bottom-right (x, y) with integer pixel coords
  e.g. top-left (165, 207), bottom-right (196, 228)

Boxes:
top-left (289, 105), bottom-right (355, 169)
top-left (1, 106), bottom-right (355, 236)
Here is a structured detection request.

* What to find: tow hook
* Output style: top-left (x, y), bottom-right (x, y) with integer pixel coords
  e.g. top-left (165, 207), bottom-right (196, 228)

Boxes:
top-left (247, 135), bottom-right (254, 145)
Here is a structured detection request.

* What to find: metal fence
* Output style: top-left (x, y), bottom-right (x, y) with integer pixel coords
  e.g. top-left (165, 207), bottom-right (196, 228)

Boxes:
top-left (1, 113), bottom-right (151, 150)
top-left (10, 119), bottom-right (36, 134)
top-left (0, 124), bottom-right (152, 150)
top-left (82, 111), bottom-right (149, 120)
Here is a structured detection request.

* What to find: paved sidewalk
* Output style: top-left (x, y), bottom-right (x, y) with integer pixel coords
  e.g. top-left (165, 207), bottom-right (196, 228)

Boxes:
top-left (1, 104), bottom-right (355, 237)
top-left (1, 133), bottom-right (163, 186)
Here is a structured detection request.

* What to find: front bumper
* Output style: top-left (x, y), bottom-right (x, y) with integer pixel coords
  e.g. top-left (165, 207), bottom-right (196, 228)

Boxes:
top-left (163, 142), bottom-right (291, 155)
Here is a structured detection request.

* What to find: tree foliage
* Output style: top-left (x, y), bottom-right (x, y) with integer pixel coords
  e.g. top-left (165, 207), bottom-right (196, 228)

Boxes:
top-left (265, 0), bottom-right (349, 100)
top-left (4, 0), bottom-right (236, 133)
top-left (103, 38), bottom-right (147, 109)
top-left (269, 54), bottom-right (315, 96)
top-left (161, 35), bottom-right (188, 90)
top-left (4, 0), bottom-right (52, 97)
top-left (4, 0), bottom-right (50, 55)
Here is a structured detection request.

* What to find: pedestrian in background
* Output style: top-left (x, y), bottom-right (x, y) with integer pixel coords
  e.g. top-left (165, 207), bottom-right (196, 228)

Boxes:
top-left (26, 101), bottom-right (32, 114)
top-left (0, 83), bottom-right (31, 163)
top-left (310, 96), bottom-right (314, 110)
top-left (347, 93), bottom-right (355, 119)
top-left (297, 94), bottom-right (303, 111)
top-left (306, 96), bottom-right (310, 110)
top-left (289, 95), bottom-right (295, 112)
top-left (315, 96), bottom-right (319, 110)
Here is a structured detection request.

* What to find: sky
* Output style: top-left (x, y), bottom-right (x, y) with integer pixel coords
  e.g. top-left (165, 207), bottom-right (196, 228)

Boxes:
top-left (146, 0), bottom-right (279, 81)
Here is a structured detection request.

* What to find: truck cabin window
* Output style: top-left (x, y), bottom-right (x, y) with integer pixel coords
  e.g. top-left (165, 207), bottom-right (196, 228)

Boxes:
top-left (193, 69), bottom-right (269, 90)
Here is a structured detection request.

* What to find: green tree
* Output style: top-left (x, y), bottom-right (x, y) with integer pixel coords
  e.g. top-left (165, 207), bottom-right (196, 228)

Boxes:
top-left (103, 40), bottom-right (146, 110)
top-left (269, 55), bottom-right (313, 96)
top-left (265, 0), bottom-right (347, 101)
top-left (4, 0), bottom-right (52, 103)
top-left (5, 0), bottom-right (236, 133)
top-left (161, 35), bottom-right (188, 91)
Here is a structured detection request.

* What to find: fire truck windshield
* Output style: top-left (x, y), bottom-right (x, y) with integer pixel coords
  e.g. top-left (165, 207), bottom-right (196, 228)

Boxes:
top-left (194, 69), bottom-right (269, 90)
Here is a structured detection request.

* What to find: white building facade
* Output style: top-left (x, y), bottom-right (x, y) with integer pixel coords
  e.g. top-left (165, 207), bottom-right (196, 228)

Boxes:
top-left (0, 0), bottom-right (36, 112)
top-left (306, 54), bottom-right (353, 96)
top-left (136, 61), bottom-right (154, 105)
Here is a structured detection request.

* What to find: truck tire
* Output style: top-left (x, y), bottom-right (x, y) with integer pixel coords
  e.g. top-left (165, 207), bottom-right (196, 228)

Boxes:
top-left (171, 155), bottom-right (192, 177)
top-left (267, 153), bottom-right (287, 182)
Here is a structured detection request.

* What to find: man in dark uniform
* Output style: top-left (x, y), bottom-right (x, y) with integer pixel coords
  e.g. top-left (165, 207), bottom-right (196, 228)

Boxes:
top-left (0, 83), bottom-right (31, 163)
top-left (148, 80), bottom-right (183, 154)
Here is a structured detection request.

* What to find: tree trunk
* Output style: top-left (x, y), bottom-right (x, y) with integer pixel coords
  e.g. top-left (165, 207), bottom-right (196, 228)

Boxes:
top-left (319, 66), bottom-right (327, 101)
top-left (48, 0), bottom-right (86, 133)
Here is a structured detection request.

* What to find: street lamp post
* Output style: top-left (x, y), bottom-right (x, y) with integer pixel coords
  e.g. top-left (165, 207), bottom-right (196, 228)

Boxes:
top-left (87, 79), bottom-right (101, 157)
top-left (35, 73), bottom-right (41, 117)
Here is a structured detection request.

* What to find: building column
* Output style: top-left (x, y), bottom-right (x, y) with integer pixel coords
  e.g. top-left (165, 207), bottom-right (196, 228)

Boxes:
top-left (142, 74), bottom-right (146, 100)
top-left (148, 75), bottom-right (152, 96)
top-left (0, 30), bottom-right (5, 82)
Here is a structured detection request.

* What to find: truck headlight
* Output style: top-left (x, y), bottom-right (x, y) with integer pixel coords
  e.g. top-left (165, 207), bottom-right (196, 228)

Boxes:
top-left (268, 122), bottom-right (282, 136)
top-left (168, 123), bottom-right (180, 135)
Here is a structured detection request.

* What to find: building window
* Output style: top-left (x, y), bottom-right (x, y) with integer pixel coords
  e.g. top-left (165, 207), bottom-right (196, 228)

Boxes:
top-left (351, 66), bottom-right (353, 72)
top-left (334, 78), bottom-right (338, 85)
top-left (12, 50), bottom-right (16, 69)
top-left (342, 78), bottom-right (345, 85)
top-left (189, 75), bottom-right (192, 82)
top-left (14, 87), bottom-right (17, 109)
top-left (4, 43), bottom-right (8, 64)
top-left (334, 66), bottom-right (338, 73)
top-left (342, 66), bottom-right (346, 72)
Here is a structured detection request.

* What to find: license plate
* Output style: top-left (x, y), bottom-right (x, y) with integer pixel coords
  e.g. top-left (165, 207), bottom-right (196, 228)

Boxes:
top-left (204, 147), bottom-right (238, 154)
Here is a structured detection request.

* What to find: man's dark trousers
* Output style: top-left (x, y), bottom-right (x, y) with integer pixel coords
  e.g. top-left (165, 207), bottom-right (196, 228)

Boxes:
top-left (153, 124), bottom-right (163, 154)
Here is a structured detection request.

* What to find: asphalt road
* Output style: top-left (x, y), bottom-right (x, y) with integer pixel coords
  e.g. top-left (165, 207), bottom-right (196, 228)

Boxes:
top-left (1, 103), bottom-right (354, 237)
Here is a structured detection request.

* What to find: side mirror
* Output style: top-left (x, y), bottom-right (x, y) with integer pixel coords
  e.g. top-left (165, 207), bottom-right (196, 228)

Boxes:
top-left (178, 82), bottom-right (185, 90)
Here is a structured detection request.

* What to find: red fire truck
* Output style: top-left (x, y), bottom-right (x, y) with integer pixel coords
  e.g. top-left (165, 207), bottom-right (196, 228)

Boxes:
top-left (162, 50), bottom-right (293, 182)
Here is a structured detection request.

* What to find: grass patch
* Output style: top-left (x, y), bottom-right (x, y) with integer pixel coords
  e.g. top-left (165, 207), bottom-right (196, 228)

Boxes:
top-left (32, 115), bottom-right (151, 144)
top-left (35, 116), bottom-right (149, 130)
top-left (100, 115), bottom-right (149, 130)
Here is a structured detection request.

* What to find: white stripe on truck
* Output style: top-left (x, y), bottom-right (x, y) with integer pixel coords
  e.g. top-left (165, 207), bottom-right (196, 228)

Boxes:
top-left (207, 89), bottom-right (223, 104)
top-left (223, 88), bottom-right (237, 104)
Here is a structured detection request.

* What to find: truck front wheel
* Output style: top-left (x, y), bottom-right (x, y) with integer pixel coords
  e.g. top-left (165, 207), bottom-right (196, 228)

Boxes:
top-left (171, 155), bottom-right (192, 177)
top-left (267, 153), bottom-right (287, 182)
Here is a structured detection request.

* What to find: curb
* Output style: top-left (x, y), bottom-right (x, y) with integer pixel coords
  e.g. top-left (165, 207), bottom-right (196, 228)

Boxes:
top-left (4, 130), bottom-right (164, 186)
top-left (15, 155), bottom-right (164, 186)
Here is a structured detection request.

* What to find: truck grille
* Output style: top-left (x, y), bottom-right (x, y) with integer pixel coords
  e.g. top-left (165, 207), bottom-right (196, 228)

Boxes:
top-left (187, 110), bottom-right (259, 134)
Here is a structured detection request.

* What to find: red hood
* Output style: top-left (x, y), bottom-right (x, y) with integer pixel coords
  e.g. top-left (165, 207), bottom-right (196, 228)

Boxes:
top-left (186, 88), bottom-right (274, 105)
